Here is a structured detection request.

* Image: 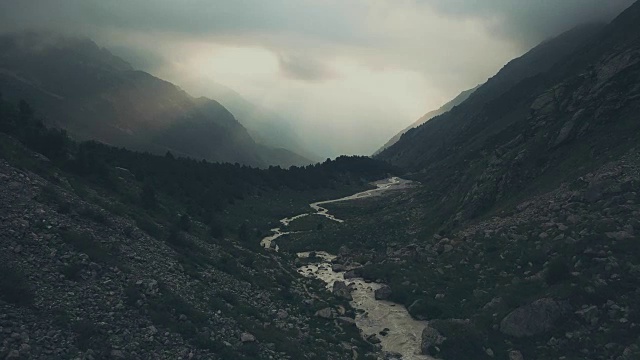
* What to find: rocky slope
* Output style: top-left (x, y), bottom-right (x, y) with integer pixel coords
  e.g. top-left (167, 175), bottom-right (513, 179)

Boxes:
top-left (377, 5), bottom-right (640, 230)
top-left (0, 99), bottom-right (397, 359)
top-left (0, 153), bottom-right (378, 359)
top-left (203, 83), bottom-right (320, 163)
top-left (281, 147), bottom-right (640, 360)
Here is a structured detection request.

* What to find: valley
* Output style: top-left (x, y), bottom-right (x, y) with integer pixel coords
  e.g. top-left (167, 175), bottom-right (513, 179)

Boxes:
top-left (1, 1), bottom-right (640, 360)
top-left (258, 177), bottom-right (430, 359)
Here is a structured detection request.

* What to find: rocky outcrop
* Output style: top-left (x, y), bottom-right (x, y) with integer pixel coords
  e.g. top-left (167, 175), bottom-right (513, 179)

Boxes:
top-left (500, 298), bottom-right (571, 337)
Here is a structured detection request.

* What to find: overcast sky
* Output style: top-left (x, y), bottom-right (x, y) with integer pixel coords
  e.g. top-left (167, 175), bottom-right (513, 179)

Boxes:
top-left (0, 0), bottom-right (635, 157)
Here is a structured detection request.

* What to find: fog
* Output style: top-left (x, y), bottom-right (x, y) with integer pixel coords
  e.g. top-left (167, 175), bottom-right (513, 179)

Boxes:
top-left (0, 0), bottom-right (635, 157)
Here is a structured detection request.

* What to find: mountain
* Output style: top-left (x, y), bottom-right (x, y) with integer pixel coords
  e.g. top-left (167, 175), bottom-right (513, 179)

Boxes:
top-left (205, 83), bottom-right (320, 162)
top-left (374, 85), bottom-right (478, 155)
top-left (376, 13), bottom-right (640, 229)
top-left (340, 4), bottom-right (640, 358)
top-left (0, 32), bottom-right (310, 168)
top-left (377, 22), bottom-right (607, 170)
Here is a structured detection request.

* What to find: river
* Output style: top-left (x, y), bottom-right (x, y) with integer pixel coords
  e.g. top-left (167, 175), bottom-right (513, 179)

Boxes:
top-left (260, 177), bottom-right (433, 360)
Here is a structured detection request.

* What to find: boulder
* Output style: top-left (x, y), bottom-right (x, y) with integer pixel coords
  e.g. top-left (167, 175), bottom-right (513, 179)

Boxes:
top-left (337, 317), bottom-right (356, 325)
top-left (331, 263), bottom-right (346, 272)
top-left (276, 309), bottom-right (288, 319)
top-left (420, 326), bottom-right (444, 355)
top-left (500, 298), bottom-right (570, 337)
top-left (344, 270), bottom-right (359, 279)
top-left (333, 281), bottom-right (353, 301)
top-left (241, 332), bottom-right (256, 343)
top-left (509, 350), bottom-right (524, 360)
top-left (315, 307), bottom-right (334, 319)
top-left (367, 334), bottom-right (381, 344)
top-left (374, 285), bottom-right (392, 300)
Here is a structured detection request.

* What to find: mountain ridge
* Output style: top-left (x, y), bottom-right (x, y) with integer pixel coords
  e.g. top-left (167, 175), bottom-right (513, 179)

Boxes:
top-left (374, 85), bottom-right (479, 155)
top-left (0, 32), bottom-right (312, 168)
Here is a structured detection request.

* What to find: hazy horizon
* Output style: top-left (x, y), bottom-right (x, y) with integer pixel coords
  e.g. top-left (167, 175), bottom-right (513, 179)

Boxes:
top-left (0, 0), bottom-right (635, 158)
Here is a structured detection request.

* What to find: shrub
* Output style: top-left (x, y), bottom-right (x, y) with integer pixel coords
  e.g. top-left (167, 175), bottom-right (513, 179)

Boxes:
top-left (545, 257), bottom-right (571, 285)
top-left (61, 230), bottom-right (115, 264)
top-left (0, 264), bottom-right (34, 306)
top-left (60, 262), bottom-right (84, 281)
top-left (78, 206), bottom-right (110, 224)
top-left (135, 216), bottom-right (163, 239)
top-left (73, 319), bottom-right (99, 350)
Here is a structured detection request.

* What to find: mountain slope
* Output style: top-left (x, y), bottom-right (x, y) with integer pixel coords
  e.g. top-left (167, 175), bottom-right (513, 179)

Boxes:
top-left (0, 33), bottom-right (308, 168)
top-left (205, 83), bottom-right (319, 163)
top-left (375, 85), bottom-right (478, 155)
top-left (0, 96), bottom-right (395, 359)
top-left (377, 13), bottom-right (640, 224)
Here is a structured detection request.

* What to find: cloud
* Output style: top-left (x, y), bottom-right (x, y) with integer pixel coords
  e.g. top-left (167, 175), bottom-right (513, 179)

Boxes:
top-left (277, 53), bottom-right (336, 82)
top-left (423, 0), bottom-right (636, 45)
top-left (0, 0), bottom-right (636, 157)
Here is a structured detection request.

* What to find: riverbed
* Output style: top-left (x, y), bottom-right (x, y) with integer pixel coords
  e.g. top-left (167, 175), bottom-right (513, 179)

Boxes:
top-left (260, 177), bottom-right (433, 360)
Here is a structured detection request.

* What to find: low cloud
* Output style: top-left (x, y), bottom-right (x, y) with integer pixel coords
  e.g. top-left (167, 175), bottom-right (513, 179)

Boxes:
top-left (277, 53), bottom-right (336, 82)
top-left (0, 0), bottom-right (636, 157)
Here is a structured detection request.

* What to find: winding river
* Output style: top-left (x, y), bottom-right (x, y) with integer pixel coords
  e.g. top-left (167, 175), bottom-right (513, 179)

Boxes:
top-left (260, 178), bottom-right (433, 360)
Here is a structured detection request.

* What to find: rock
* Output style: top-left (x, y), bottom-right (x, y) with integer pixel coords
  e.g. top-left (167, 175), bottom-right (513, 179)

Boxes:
top-left (276, 309), bottom-right (288, 319)
top-left (486, 348), bottom-right (494, 357)
top-left (241, 332), bottom-right (256, 343)
top-left (605, 230), bottom-right (634, 240)
top-left (367, 334), bottom-right (381, 344)
top-left (343, 270), bottom-right (358, 279)
top-left (315, 308), bottom-right (334, 319)
top-left (19, 343), bottom-right (31, 353)
top-left (483, 297), bottom-right (503, 310)
top-left (384, 351), bottom-right (403, 359)
top-left (575, 305), bottom-right (599, 326)
top-left (374, 285), bottom-right (392, 300)
top-left (500, 298), bottom-right (570, 337)
top-left (337, 317), bottom-right (356, 325)
top-left (110, 349), bottom-right (126, 359)
top-left (443, 244), bottom-right (453, 253)
top-left (5, 350), bottom-right (20, 359)
top-left (553, 119), bottom-right (575, 146)
top-left (420, 326), bottom-right (444, 355)
top-left (332, 281), bottom-right (353, 301)
top-left (509, 350), bottom-right (524, 360)
top-left (331, 264), bottom-right (346, 272)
